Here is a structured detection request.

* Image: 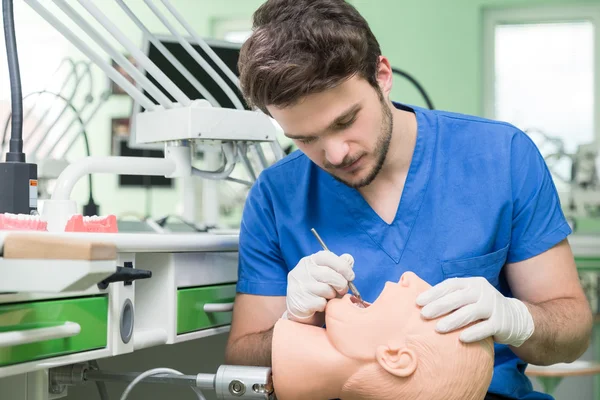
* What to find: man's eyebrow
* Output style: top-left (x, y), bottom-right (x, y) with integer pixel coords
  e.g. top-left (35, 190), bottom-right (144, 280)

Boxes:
top-left (284, 103), bottom-right (361, 139)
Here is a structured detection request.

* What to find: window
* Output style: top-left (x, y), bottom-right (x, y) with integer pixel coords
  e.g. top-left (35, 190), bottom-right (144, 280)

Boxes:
top-left (210, 17), bottom-right (252, 44)
top-left (223, 30), bottom-right (252, 44)
top-left (483, 6), bottom-right (600, 194)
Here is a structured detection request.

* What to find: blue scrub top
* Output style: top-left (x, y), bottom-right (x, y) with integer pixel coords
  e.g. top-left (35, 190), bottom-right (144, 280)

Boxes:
top-left (236, 102), bottom-right (572, 400)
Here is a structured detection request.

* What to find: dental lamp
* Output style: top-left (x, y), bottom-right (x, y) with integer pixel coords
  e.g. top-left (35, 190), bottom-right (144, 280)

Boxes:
top-left (2, 2), bottom-right (282, 398)
top-left (13, 0), bottom-right (281, 395)
top-left (22, 0), bottom-right (282, 232)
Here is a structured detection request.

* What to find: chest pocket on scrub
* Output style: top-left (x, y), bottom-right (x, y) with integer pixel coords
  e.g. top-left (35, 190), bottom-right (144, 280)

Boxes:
top-left (440, 244), bottom-right (509, 288)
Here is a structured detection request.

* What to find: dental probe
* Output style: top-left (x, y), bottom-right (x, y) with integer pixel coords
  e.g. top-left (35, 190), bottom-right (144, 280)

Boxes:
top-left (310, 228), bottom-right (367, 308)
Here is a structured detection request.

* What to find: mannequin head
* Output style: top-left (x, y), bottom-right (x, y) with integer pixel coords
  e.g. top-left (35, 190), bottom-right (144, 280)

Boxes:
top-left (272, 271), bottom-right (494, 400)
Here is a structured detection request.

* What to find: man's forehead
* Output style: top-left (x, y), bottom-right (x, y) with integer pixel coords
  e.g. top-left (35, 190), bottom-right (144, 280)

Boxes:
top-left (267, 76), bottom-right (367, 135)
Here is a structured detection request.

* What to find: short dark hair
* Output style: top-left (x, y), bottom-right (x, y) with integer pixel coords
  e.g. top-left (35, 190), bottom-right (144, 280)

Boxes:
top-left (238, 0), bottom-right (382, 114)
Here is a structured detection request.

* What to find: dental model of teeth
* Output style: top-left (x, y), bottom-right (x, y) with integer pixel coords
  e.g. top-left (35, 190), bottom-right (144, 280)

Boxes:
top-left (64, 214), bottom-right (118, 233)
top-left (0, 213), bottom-right (48, 231)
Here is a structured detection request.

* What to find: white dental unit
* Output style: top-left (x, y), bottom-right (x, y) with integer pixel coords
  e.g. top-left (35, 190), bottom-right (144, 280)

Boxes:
top-left (0, 0), bottom-right (280, 399)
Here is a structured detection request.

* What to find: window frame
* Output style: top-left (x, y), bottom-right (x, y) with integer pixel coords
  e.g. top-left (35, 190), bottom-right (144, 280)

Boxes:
top-left (482, 4), bottom-right (600, 146)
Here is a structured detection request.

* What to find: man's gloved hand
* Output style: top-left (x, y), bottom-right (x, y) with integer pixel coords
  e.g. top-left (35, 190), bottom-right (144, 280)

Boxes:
top-left (283, 250), bottom-right (355, 323)
top-left (416, 277), bottom-right (535, 347)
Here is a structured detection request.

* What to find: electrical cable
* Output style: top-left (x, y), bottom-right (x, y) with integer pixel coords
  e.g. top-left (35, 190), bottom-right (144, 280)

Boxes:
top-left (30, 60), bottom-right (95, 157)
top-left (2, 90), bottom-right (91, 155)
top-left (88, 360), bottom-right (110, 400)
top-left (225, 176), bottom-right (252, 187)
top-left (155, 214), bottom-right (207, 232)
top-left (55, 90), bottom-right (110, 159)
top-left (191, 142), bottom-right (237, 180)
top-left (76, 60), bottom-right (94, 97)
top-left (0, 58), bottom-right (76, 153)
top-left (119, 368), bottom-right (206, 400)
top-left (1, 109), bottom-right (11, 151)
top-left (1, 86), bottom-right (87, 153)
top-left (1, 90), bottom-right (98, 212)
top-left (236, 142), bottom-right (257, 182)
top-left (3, 0), bottom-right (25, 162)
top-left (391, 67), bottom-right (435, 110)
top-left (24, 59), bottom-right (80, 153)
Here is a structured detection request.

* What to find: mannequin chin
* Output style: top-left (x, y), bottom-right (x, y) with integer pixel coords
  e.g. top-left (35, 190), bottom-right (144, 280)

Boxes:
top-left (272, 271), bottom-right (494, 400)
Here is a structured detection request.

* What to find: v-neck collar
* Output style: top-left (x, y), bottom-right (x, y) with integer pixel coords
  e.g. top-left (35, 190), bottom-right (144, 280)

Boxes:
top-left (321, 103), bottom-right (437, 264)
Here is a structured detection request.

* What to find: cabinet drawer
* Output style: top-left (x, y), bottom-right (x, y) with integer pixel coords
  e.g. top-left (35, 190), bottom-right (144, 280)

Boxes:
top-left (0, 296), bottom-right (108, 367)
top-left (177, 284), bottom-right (236, 334)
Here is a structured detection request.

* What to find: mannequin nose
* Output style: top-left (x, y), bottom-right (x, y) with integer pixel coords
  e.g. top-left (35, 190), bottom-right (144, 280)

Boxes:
top-left (324, 139), bottom-right (349, 167)
top-left (400, 272), bottom-right (411, 287)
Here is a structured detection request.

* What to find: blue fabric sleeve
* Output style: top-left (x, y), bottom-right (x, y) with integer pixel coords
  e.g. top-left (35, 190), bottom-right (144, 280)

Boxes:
top-left (507, 130), bottom-right (572, 263)
top-left (236, 176), bottom-right (288, 296)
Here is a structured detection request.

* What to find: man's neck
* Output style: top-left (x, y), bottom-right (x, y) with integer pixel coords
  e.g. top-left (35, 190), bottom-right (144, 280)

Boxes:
top-left (383, 105), bottom-right (418, 182)
top-left (360, 104), bottom-right (417, 195)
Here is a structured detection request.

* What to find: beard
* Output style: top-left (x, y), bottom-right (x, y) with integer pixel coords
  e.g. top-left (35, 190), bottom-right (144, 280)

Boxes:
top-left (326, 96), bottom-right (393, 189)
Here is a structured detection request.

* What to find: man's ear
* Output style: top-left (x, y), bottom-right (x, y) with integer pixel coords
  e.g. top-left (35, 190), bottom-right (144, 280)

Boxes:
top-left (375, 342), bottom-right (418, 377)
top-left (376, 55), bottom-right (393, 97)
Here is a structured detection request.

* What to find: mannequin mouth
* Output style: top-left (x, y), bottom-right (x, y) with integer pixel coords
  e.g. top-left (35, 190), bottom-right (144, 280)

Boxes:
top-left (350, 295), bottom-right (370, 308)
top-left (326, 294), bottom-right (370, 323)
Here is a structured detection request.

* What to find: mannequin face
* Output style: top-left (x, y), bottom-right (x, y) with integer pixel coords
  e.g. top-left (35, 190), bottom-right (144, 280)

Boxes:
top-left (271, 271), bottom-right (494, 400)
top-left (325, 271), bottom-right (431, 362)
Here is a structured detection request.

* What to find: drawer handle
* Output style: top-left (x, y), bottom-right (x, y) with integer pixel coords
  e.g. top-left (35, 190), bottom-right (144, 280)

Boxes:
top-left (203, 302), bottom-right (234, 313)
top-left (0, 321), bottom-right (81, 348)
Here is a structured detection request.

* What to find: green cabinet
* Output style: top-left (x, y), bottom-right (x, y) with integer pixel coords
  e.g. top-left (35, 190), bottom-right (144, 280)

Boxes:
top-left (576, 256), bottom-right (600, 272)
top-left (177, 284), bottom-right (236, 334)
top-left (0, 296), bottom-right (108, 367)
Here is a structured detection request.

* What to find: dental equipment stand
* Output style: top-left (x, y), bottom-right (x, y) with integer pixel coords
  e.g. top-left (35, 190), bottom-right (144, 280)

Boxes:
top-left (0, 1), bottom-right (286, 399)
top-left (49, 363), bottom-right (274, 399)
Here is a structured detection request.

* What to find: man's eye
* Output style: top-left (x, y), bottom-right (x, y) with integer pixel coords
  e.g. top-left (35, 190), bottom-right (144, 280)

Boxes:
top-left (298, 137), bottom-right (317, 144)
top-left (337, 116), bottom-right (356, 129)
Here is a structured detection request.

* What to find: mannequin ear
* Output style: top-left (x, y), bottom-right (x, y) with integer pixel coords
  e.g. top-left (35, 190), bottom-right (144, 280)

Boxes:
top-left (375, 343), bottom-right (418, 377)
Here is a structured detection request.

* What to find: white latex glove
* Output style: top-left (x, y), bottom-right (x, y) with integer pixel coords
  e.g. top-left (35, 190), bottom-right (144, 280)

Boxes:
top-left (283, 250), bottom-right (355, 322)
top-left (416, 277), bottom-right (535, 347)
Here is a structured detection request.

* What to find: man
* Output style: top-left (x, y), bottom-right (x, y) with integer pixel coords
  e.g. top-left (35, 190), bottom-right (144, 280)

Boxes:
top-left (224, 1), bottom-right (593, 399)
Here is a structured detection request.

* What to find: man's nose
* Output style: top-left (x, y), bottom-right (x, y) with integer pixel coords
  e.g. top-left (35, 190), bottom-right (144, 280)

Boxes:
top-left (323, 138), bottom-right (349, 167)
